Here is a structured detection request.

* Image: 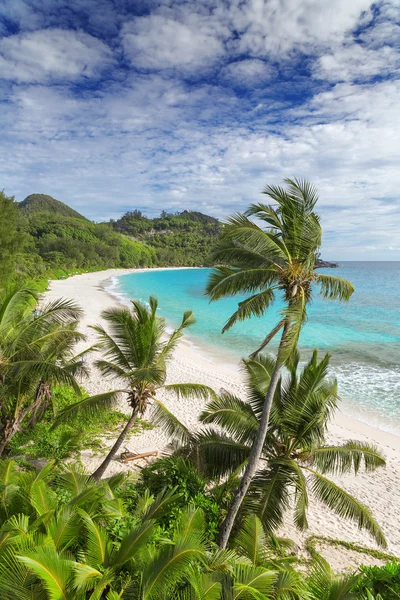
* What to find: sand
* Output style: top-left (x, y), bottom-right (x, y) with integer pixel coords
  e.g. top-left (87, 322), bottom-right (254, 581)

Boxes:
top-left (44, 268), bottom-right (400, 570)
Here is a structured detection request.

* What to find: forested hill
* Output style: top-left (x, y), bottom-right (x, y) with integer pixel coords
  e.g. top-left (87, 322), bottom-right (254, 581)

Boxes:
top-left (19, 194), bottom-right (88, 220)
top-left (7, 193), bottom-right (156, 283)
top-left (112, 209), bottom-right (222, 266)
top-left (0, 192), bottom-right (224, 285)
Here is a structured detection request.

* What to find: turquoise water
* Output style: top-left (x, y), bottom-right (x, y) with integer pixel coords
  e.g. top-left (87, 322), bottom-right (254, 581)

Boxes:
top-left (109, 263), bottom-right (400, 434)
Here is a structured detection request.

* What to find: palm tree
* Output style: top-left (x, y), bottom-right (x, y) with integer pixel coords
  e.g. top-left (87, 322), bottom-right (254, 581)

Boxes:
top-left (55, 296), bottom-right (216, 481)
top-left (206, 178), bottom-right (354, 547)
top-left (189, 351), bottom-right (386, 548)
top-left (0, 286), bottom-right (85, 456)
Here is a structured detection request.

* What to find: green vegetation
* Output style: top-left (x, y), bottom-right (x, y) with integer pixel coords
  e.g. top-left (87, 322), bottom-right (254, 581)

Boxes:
top-left (352, 562), bottom-right (400, 598)
top-left (8, 385), bottom-right (152, 462)
top-left (0, 191), bottom-right (22, 285)
top-left (54, 296), bottom-right (216, 481)
top-left (18, 198), bottom-right (157, 281)
top-left (0, 286), bottom-right (86, 456)
top-left (206, 178), bottom-right (354, 548)
top-left (112, 208), bottom-right (222, 266)
top-left (19, 193), bottom-right (88, 220)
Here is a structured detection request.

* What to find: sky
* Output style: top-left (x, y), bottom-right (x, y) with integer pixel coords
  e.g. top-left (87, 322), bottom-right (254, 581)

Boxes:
top-left (0, 1), bottom-right (399, 260)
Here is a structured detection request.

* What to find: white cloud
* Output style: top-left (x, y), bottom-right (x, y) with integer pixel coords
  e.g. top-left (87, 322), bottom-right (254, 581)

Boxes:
top-left (122, 14), bottom-right (226, 71)
top-left (226, 0), bottom-right (374, 56)
top-left (314, 42), bottom-right (400, 82)
top-left (0, 28), bottom-right (113, 82)
top-left (219, 59), bottom-right (274, 86)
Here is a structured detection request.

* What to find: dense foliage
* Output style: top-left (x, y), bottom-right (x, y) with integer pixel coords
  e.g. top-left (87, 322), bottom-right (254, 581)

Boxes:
top-left (19, 194), bottom-right (88, 220)
top-left (352, 561), bottom-right (400, 599)
top-left (112, 209), bottom-right (222, 266)
top-left (17, 200), bottom-right (157, 280)
top-left (0, 192), bottom-right (22, 286)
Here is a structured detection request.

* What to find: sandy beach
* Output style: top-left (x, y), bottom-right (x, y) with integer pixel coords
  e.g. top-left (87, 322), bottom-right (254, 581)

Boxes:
top-left (45, 268), bottom-right (400, 569)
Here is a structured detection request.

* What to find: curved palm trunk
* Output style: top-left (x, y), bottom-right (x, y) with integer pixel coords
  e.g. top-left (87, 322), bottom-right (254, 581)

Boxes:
top-left (218, 321), bottom-right (290, 549)
top-left (91, 408), bottom-right (139, 481)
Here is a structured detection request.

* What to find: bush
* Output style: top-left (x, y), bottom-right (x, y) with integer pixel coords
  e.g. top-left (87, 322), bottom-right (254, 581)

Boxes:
top-left (8, 385), bottom-right (152, 461)
top-left (139, 456), bottom-right (220, 539)
top-left (353, 561), bottom-right (400, 599)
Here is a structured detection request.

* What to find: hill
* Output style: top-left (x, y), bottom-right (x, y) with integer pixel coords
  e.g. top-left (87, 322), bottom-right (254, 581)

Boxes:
top-left (19, 194), bottom-right (88, 221)
top-left (112, 209), bottom-right (222, 266)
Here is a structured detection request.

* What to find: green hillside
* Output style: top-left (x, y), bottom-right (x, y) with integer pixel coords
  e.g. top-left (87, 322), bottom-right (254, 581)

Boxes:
top-left (19, 194), bottom-right (88, 220)
top-left (113, 209), bottom-right (222, 266)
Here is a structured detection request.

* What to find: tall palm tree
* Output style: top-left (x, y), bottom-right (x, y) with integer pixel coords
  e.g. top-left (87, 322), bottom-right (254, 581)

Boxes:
top-left (0, 286), bottom-right (85, 456)
top-left (55, 296), bottom-right (216, 481)
top-left (190, 351), bottom-right (386, 548)
top-left (206, 178), bottom-right (354, 547)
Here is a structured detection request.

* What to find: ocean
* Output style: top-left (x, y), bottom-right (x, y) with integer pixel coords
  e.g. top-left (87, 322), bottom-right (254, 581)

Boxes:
top-left (108, 263), bottom-right (400, 435)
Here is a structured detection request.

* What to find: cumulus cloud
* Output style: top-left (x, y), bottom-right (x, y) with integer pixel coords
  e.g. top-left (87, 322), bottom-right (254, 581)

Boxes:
top-left (122, 14), bottom-right (226, 71)
top-left (0, 28), bottom-right (113, 82)
top-left (219, 59), bottom-right (274, 87)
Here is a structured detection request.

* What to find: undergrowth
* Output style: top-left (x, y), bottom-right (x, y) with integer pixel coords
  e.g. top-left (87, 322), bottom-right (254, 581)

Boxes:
top-left (8, 384), bottom-right (153, 461)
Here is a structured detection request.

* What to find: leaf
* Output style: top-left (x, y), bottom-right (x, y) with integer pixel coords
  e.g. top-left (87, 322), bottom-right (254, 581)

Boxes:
top-left (316, 274), bottom-right (354, 301)
top-left (306, 467), bottom-right (387, 547)
top-left (151, 399), bottom-right (192, 446)
top-left (18, 546), bottom-right (73, 600)
top-left (233, 515), bottom-right (267, 566)
top-left (78, 509), bottom-right (110, 567)
top-left (307, 441), bottom-right (386, 475)
top-left (52, 390), bottom-right (123, 427)
top-left (113, 520), bottom-right (155, 566)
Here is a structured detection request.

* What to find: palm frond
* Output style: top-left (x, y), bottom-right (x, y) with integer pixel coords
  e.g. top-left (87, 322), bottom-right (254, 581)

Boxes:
top-left (113, 520), bottom-right (156, 566)
top-left (151, 399), bottom-right (193, 446)
top-left (306, 467), bottom-right (387, 547)
top-left (195, 429), bottom-right (251, 480)
top-left (306, 441), bottom-right (386, 475)
top-left (164, 383), bottom-right (217, 402)
top-left (200, 392), bottom-right (259, 444)
top-left (232, 563), bottom-right (276, 599)
top-left (233, 514), bottom-right (268, 566)
top-left (206, 266), bottom-right (277, 301)
top-left (316, 274), bottom-right (354, 301)
top-left (17, 546), bottom-right (73, 600)
top-left (51, 390), bottom-right (124, 427)
top-left (78, 509), bottom-right (110, 567)
top-left (221, 288), bottom-right (276, 333)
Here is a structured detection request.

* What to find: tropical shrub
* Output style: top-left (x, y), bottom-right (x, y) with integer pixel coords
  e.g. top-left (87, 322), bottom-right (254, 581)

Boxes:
top-left (140, 456), bottom-right (220, 538)
top-left (353, 561), bottom-right (400, 599)
top-left (0, 459), bottom-right (310, 599)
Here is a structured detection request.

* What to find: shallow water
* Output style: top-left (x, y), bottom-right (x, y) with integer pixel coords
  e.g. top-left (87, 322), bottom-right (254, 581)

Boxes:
top-left (109, 263), bottom-right (400, 434)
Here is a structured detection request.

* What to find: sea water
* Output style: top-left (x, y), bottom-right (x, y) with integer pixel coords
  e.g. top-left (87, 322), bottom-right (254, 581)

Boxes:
top-left (109, 263), bottom-right (400, 434)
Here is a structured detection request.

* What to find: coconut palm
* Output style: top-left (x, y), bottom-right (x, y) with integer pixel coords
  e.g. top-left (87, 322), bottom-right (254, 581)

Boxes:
top-left (176, 351), bottom-right (386, 548)
top-left (0, 286), bottom-right (86, 455)
top-left (206, 178), bottom-right (354, 547)
top-left (55, 296), bottom-right (216, 481)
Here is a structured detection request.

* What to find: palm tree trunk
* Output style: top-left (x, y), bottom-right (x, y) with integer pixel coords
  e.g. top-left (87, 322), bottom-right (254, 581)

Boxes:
top-left (0, 418), bottom-right (19, 457)
top-left (218, 321), bottom-right (290, 549)
top-left (91, 408), bottom-right (138, 481)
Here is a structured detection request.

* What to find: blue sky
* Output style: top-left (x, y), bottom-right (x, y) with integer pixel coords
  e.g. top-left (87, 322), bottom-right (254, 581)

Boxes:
top-left (0, 0), bottom-right (399, 259)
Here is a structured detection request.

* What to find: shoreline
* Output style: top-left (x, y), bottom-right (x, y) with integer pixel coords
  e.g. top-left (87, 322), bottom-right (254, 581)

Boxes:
top-left (45, 267), bottom-right (400, 566)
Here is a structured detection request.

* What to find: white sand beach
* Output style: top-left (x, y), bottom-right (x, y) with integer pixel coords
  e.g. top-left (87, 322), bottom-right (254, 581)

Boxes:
top-left (45, 268), bottom-right (400, 569)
